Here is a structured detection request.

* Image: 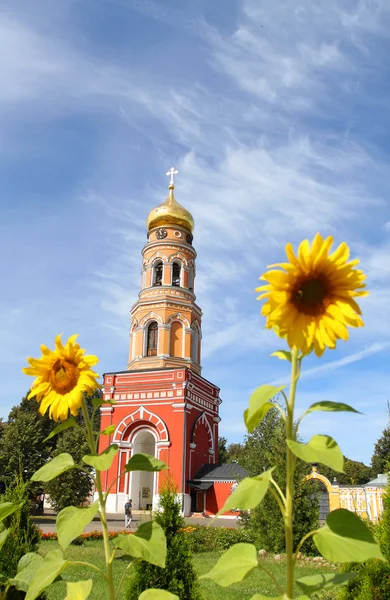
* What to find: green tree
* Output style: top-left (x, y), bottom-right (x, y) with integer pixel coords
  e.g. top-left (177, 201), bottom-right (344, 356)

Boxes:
top-left (41, 389), bottom-right (101, 512)
top-left (319, 456), bottom-right (372, 485)
top-left (217, 437), bottom-right (245, 464)
top-left (227, 441), bottom-right (245, 463)
top-left (0, 479), bottom-right (44, 600)
top-left (45, 426), bottom-right (94, 512)
top-left (218, 436), bottom-right (229, 464)
top-left (0, 396), bottom-right (56, 493)
top-left (371, 426), bottom-right (390, 478)
top-left (240, 407), bottom-right (319, 554)
top-left (0, 389), bottom-right (101, 508)
top-left (126, 477), bottom-right (202, 600)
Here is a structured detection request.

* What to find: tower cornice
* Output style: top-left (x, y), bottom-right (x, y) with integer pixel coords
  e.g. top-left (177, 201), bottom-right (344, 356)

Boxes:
top-left (130, 298), bottom-right (203, 318)
top-left (142, 239), bottom-right (197, 259)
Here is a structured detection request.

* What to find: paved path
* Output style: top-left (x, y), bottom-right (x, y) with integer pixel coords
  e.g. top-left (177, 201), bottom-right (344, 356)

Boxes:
top-left (34, 511), bottom-right (238, 533)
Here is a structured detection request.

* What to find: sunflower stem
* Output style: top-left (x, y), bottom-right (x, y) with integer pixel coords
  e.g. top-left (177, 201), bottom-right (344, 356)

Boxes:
top-left (285, 348), bottom-right (300, 599)
top-left (81, 399), bottom-right (116, 600)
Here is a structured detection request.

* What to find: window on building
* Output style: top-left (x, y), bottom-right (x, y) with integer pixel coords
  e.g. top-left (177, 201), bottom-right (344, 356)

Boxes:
top-left (146, 322), bottom-right (158, 356)
top-left (153, 261), bottom-right (163, 286)
top-left (172, 262), bottom-right (181, 287)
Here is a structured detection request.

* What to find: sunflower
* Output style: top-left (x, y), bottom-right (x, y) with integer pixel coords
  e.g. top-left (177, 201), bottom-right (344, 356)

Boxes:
top-left (22, 334), bottom-right (100, 421)
top-left (256, 234), bottom-right (368, 357)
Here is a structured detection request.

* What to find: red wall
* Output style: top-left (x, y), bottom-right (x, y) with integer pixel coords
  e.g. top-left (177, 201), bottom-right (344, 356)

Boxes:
top-left (205, 482), bottom-right (238, 517)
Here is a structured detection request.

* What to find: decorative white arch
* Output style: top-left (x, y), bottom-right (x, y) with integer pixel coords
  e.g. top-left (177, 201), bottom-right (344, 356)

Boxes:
top-left (190, 412), bottom-right (214, 450)
top-left (113, 406), bottom-right (169, 443)
top-left (166, 312), bottom-right (190, 328)
top-left (139, 312), bottom-right (163, 327)
top-left (168, 252), bottom-right (188, 266)
top-left (146, 251), bottom-right (169, 265)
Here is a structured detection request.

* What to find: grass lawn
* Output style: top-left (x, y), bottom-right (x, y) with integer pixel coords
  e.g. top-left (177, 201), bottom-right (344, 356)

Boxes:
top-left (40, 541), bottom-right (338, 600)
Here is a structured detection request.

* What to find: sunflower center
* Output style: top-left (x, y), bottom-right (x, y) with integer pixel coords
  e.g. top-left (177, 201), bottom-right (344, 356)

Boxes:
top-left (50, 359), bottom-right (80, 395)
top-left (292, 278), bottom-right (329, 315)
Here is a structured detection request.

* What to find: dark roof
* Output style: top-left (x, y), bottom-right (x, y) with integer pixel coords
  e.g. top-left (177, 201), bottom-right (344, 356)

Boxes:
top-left (193, 463), bottom-right (248, 481)
top-left (187, 481), bottom-right (214, 491)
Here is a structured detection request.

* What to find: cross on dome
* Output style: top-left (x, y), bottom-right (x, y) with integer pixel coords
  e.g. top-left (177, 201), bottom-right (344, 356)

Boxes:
top-left (166, 167), bottom-right (178, 186)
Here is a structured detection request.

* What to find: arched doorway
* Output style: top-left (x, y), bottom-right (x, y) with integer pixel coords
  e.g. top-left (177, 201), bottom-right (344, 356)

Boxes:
top-left (129, 429), bottom-right (156, 510)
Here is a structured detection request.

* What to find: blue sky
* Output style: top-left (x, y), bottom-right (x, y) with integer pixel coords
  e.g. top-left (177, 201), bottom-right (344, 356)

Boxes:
top-left (1, 0), bottom-right (390, 466)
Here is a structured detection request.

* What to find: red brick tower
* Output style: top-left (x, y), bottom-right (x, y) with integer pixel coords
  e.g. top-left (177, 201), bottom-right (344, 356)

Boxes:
top-left (99, 169), bottom-right (221, 515)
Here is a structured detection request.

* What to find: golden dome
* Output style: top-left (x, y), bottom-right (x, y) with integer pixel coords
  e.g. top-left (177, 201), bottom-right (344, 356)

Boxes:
top-left (146, 183), bottom-right (194, 233)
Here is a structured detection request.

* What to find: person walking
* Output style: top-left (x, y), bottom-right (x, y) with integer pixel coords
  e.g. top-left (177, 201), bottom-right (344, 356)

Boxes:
top-left (124, 498), bottom-right (132, 529)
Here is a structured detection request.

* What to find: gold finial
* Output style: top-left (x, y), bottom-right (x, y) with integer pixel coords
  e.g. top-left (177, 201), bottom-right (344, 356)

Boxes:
top-left (166, 167), bottom-right (178, 190)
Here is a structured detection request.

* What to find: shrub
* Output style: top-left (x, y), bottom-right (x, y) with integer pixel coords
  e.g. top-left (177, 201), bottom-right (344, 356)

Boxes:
top-left (180, 524), bottom-right (256, 553)
top-left (125, 478), bottom-right (202, 600)
top-left (0, 480), bottom-right (44, 600)
top-left (338, 559), bottom-right (390, 600)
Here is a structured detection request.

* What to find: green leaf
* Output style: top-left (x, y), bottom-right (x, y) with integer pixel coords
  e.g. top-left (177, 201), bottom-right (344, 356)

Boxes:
top-left (305, 401), bottom-right (361, 415)
top-left (0, 501), bottom-right (23, 522)
top-left (200, 543), bottom-right (258, 586)
top-left (65, 579), bottom-right (93, 600)
top-left (83, 444), bottom-right (118, 471)
top-left (314, 509), bottom-right (385, 562)
top-left (92, 397), bottom-right (115, 409)
top-left (101, 424), bottom-right (116, 435)
top-left (17, 553), bottom-right (44, 574)
top-left (0, 529), bottom-right (9, 551)
top-left (10, 553), bottom-right (44, 592)
top-left (113, 521), bottom-right (166, 567)
top-left (244, 385), bottom-right (285, 433)
top-left (271, 350), bottom-right (292, 362)
top-left (25, 549), bottom-right (68, 600)
top-left (139, 591), bottom-right (179, 600)
top-left (287, 435), bottom-right (344, 473)
top-left (125, 453), bottom-right (167, 472)
top-left (31, 453), bottom-right (76, 482)
top-left (92, 396), bottom-right (104, 409)
top-left (216, 468), bottom-right (274, 515)
top-left (57, 501), bottom-right (99, 551)
top-left (296, 572), bottom-right (357, 594)
top-left (44, 417), bottom-right (78, 441)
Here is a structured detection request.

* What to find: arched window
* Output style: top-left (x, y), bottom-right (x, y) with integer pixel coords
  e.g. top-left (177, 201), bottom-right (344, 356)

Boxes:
top-left (146, 321), bottom-right (158, 356)
top-left (153, 261), bottom-right (163, 286)
top-left (172, 261), bottom-right (181, 287)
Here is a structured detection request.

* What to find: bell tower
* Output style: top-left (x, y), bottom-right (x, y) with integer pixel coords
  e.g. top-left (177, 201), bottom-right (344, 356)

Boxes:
top-left (128, 168), bottom-right (201, 374)
top-left (99, 169), bottom-right (221, 516)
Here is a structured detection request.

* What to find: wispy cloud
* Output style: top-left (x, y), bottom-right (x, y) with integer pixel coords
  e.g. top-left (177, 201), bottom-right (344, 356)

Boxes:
top-left (301, 343), bottom-right (390, 379)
